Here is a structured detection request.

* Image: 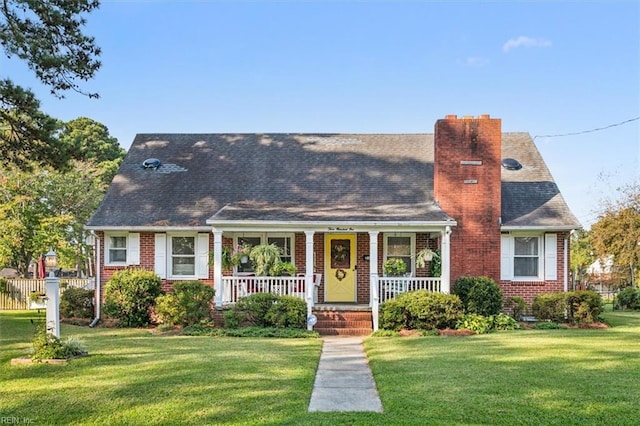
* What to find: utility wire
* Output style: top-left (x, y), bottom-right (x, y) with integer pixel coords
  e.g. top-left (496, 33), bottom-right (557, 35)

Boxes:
top-left (533, 116), bottom-right (640, 140)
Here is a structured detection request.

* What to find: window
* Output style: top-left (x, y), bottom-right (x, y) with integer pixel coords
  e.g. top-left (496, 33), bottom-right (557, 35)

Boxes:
top-left (105, 233), bottom-right (140, 265)
top-left (235, 233), bottom-right (295, 273)
top-left (108, 236), bottom-right (127, 264)
top-left (155, 233), bottom-right (209, 279)
top-left (384, 234), bottom-right (415, 276)
top-left (501, 233), bottom-right (557, 281)
top-left (171, 236), bottom-right (195, 276)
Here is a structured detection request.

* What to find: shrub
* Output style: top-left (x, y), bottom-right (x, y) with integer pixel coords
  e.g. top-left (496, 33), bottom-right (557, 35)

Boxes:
top-left (103, 268), bottom-right (163, 327)
top-left (264, 295), bottom-right (306, 329)
top-left (505, 296), bottom-right (527, 320)
top-left (230, 293), bottom-right (306, 329)
top-left (453, 276), bottom-right (503, 316)
top-left (379, 297), bottom-right (406, 331)
top-left (456, 314), bottom-right (490, 334)
top-left (615, 286), bottom-right (640, 310)
top-left (60, 287), bottom-right (95, 319)
top-left (532, 291), bottom-right (603, 324)
top-left (492, 313), bottom-right (520, 331)
top-left (565, 290), bottom-right (602, 324)
top-left (155, 281), bottom-right (215, 326)
top-left (534, 321), bottom-right (562, 330)
top-left (31, 321), bottom-right (86, 360)
top-left (532, 293), bottom-right (566, 322)
top-left (380, 290), bottom-right (463, 331)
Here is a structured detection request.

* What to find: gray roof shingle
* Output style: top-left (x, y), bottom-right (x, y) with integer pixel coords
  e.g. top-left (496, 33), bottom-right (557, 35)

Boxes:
top-left (86, 132), bottom-right (579, 229)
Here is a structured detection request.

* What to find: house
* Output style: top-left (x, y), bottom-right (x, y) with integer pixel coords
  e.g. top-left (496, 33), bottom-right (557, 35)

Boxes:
top-left (86, 114), bottom-right (580, 333)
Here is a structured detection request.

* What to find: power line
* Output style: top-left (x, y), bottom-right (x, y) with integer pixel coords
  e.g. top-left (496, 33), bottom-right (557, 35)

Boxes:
top-left (533, 116), bottom-right (640, 140)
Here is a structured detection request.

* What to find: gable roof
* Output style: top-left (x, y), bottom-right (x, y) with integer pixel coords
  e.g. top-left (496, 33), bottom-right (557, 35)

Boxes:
top-left (86, 132), bottom-right (579, 229)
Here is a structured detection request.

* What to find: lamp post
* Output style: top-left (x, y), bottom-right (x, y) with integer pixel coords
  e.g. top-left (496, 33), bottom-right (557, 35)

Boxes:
top-left (44, 248), bottom-right (60, 338)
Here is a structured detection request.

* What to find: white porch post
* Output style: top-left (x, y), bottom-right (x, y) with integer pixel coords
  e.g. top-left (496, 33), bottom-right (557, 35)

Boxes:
top-left (45, 274), bottom-right (61, 338)
top-left (213, 230), bottom-right (223, 307)
top-left (441, 226), bottom-right (451, 294)
top-left (369, 231), bottom-right (380, 331)
top-left (305, 231), bottom-right (315, 331)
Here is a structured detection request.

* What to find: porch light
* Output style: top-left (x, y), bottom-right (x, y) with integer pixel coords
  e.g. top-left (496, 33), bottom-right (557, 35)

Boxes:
top-left (44, 248), bottom-right (58, 277)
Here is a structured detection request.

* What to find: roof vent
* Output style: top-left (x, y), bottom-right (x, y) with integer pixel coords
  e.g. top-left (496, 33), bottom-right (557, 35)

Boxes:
top-left (142, 158), bottom-right (162, 170)
top-left (501, 158), bottom-right (522, 171)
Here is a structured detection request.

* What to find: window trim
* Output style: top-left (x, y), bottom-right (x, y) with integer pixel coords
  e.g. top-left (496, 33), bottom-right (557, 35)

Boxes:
top-left (512, 234), bottom-right (543, 281)
top-left (501, 232), bottom-right (557, 282)
top-left (168, 234), bottom-right (197, 278)
top-left (105, 233), bottom-right (128, 266)
top-left (383, 233), bottom-right (416, 276)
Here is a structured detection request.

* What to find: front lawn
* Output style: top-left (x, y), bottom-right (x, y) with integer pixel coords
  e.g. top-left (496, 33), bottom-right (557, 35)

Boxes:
top-left (1, 310), bottom-right (639, 425)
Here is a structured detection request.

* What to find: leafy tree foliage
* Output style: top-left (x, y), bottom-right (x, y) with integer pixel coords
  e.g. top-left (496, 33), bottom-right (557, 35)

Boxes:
top-left (0, 161), bottom-right (105, 276)
top-left (589, 181), bottom-right (640, 285)
top-left (0, 0), bottom-right (101, 169)
top-left (570, 229), bottom-right (595, 287)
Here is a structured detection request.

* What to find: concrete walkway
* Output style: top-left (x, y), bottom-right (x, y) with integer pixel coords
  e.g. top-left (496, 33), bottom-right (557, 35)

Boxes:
top-left (308, 336), bottom-right (383, 412)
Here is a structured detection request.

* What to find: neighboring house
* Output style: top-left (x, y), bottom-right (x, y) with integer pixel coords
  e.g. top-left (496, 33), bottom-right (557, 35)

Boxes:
top-left (86, 114), bottom-right (580, 331)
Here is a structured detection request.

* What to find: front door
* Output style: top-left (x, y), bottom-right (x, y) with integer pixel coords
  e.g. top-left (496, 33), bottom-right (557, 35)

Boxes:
top-left (324, 234), bottom-right (356, 302)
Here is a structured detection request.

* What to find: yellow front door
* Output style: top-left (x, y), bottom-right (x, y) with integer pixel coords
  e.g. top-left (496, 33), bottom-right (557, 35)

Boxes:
top-left (324, 234), bottom-right (356, 302)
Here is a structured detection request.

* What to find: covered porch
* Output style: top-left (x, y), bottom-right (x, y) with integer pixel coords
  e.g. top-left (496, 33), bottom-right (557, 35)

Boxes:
top-left (210, 223), bottom-right (454, 331)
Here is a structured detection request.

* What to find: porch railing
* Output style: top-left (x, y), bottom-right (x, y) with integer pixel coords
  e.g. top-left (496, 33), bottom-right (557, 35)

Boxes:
top-left (220, 275), bottom-right (318, 304)
top-left (377, 277), bottom-right (442, 303)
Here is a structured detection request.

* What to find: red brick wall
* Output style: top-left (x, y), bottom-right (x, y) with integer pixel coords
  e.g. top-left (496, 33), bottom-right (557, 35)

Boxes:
top-left (434, 114), bottom-right (502, 283)
top-left (500, 232), bottom-right (569, 306)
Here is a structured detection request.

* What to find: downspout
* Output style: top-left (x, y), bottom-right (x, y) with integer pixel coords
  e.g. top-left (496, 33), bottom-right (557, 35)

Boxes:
top-left (89, 232), bottom-right (101, 327)
top-left (563, 232), bottom-right (570, 293)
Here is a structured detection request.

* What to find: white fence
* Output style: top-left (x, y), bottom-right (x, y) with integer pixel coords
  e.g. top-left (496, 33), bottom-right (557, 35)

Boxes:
top-left (0, 278), bottom-right (94, 310)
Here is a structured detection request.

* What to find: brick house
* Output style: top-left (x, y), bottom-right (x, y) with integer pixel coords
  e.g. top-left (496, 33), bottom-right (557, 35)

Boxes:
top-left (86, 114), bottom-right (580, 333)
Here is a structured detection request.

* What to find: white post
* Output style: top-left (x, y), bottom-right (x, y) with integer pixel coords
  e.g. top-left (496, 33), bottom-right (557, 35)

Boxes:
top-left (213, 230), bottom-right (223, 307)
top-left (45, 274), bottom-right (60, 338)
top-left (369, 231), bottom-right (379, 331)
top-left (441, 226), bottom-right (451, 294)
top-left (305, 231), bottom-right (315, 331)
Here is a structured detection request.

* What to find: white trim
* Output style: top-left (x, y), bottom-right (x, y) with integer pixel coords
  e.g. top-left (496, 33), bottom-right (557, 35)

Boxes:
top-left (86, 226), bottom-right (211, 231)
top-left (501, 225), bottom-right (580, 231)
top-left (196, 233), bottom-right (210, 279)
top-left (154, 234), bottom-right (167, 278)
top-left (104, 233), bottom-right (128, 266)
top-left (383, 233), bottom-right (416, 276)
top-left (126, 233), bottom-right (140, 265)
top-left (545, 234), bottom-right (558, 281)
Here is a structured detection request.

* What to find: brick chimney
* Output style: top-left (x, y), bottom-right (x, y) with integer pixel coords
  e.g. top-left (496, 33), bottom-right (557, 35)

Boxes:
top-left (434, 114), bottom-right (502, 283)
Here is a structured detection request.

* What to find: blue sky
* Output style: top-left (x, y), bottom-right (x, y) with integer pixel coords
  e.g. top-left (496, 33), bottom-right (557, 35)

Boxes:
top-left (4, 0), bottom-right (639, 228)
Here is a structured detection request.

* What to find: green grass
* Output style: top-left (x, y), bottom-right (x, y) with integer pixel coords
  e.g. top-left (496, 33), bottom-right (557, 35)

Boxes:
top-left (1, 310), bottom-right (640, 425)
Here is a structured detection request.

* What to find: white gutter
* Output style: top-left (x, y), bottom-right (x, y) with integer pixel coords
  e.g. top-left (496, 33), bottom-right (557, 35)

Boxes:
top-left (90, 233), bottom-right (101, 327)
top-left (563, 234), bottom-right (569, 293)
top-left (501, 225), bottom-right (582, 232)
top-left (85, 225), bottom-right (212, 232)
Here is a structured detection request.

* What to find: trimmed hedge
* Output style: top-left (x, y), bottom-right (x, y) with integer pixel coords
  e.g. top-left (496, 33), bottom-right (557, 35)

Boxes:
top-left (532, 290), bottom-right (602, 324)
top-left (103, 268), bottom-right (163, 327)
top-left (227, 293), bottom-right (307, 329)
top-left (60, 287), bottom-right (95, 319)
top-left (452, 276), bottom-right (503, 316)
top-left (379, 290), bottom-right (463, 331)
top-left (155, 281), bottom-right (215, 327)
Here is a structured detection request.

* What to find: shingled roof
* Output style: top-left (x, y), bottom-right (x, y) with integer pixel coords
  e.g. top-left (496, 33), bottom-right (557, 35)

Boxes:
top-left (86, 133), bottom-right (579, 229)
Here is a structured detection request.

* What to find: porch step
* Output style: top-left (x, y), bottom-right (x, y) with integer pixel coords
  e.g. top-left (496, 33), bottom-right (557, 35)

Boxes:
top-left (312, 308), bottom-right (373, 336)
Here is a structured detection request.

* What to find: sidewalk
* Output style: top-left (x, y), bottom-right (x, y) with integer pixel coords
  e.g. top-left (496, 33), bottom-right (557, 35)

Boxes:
top-left (308, 336), bottom-right (383, 412)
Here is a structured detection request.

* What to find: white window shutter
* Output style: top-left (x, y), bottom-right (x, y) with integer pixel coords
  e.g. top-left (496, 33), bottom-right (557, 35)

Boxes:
top-left (500, 234), bottom-right (513, 280)
top-left (155, 234), bottom-right (167, 278)
top-left (127, 233), bottom-right (140, 265)
top-left (196, 233), bottom-right (210, 279)
top-left (545, 234), bottom-right (558, 280)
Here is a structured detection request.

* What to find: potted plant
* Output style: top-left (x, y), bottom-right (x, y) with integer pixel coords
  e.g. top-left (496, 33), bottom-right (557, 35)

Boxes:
top-left (276, 262), bottom-right (297, 276)
top-left (383, 258), bottom-right (407, 277)
top-left (216, 243), bottom-right (252, 270)
top-left (415, 247), bottom-right (438, 268)
top-left (249, 243), bottom-right (283, 276)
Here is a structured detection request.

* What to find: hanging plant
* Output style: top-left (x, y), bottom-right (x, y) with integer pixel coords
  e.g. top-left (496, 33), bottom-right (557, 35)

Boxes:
top-left (383, 258), bottom-right (407, 277)
top-left (415, 248), bottom-right (439, 269)
top-left (249, 243), bottom-right (283, 276)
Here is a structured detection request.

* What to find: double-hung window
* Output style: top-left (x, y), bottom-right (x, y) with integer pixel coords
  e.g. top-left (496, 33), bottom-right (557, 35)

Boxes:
top-left (171, 236), bottom-right (196, 276)
top-left (105, 233), bottom-right (140, 266)
top-left (235, 233), bottom-right (295, 273)
top-left (501, 233), bottom-right (557, 281)
top-left (384, 234), bottom-right (415, 276)
top-left (154, 233), bottom-right (209, 279)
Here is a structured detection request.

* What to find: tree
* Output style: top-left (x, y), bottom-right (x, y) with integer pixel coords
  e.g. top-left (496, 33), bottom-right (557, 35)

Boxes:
top-left (0, 0), bottom-right (101, 169)
top-left (0, 161), bottom-right (105, 276)
top-left (590, 181), bottom-right (640, 286)
top-left (570, 229), bottom-right (595, 288)
top-left (59, 117), bottom-right (126, 183)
